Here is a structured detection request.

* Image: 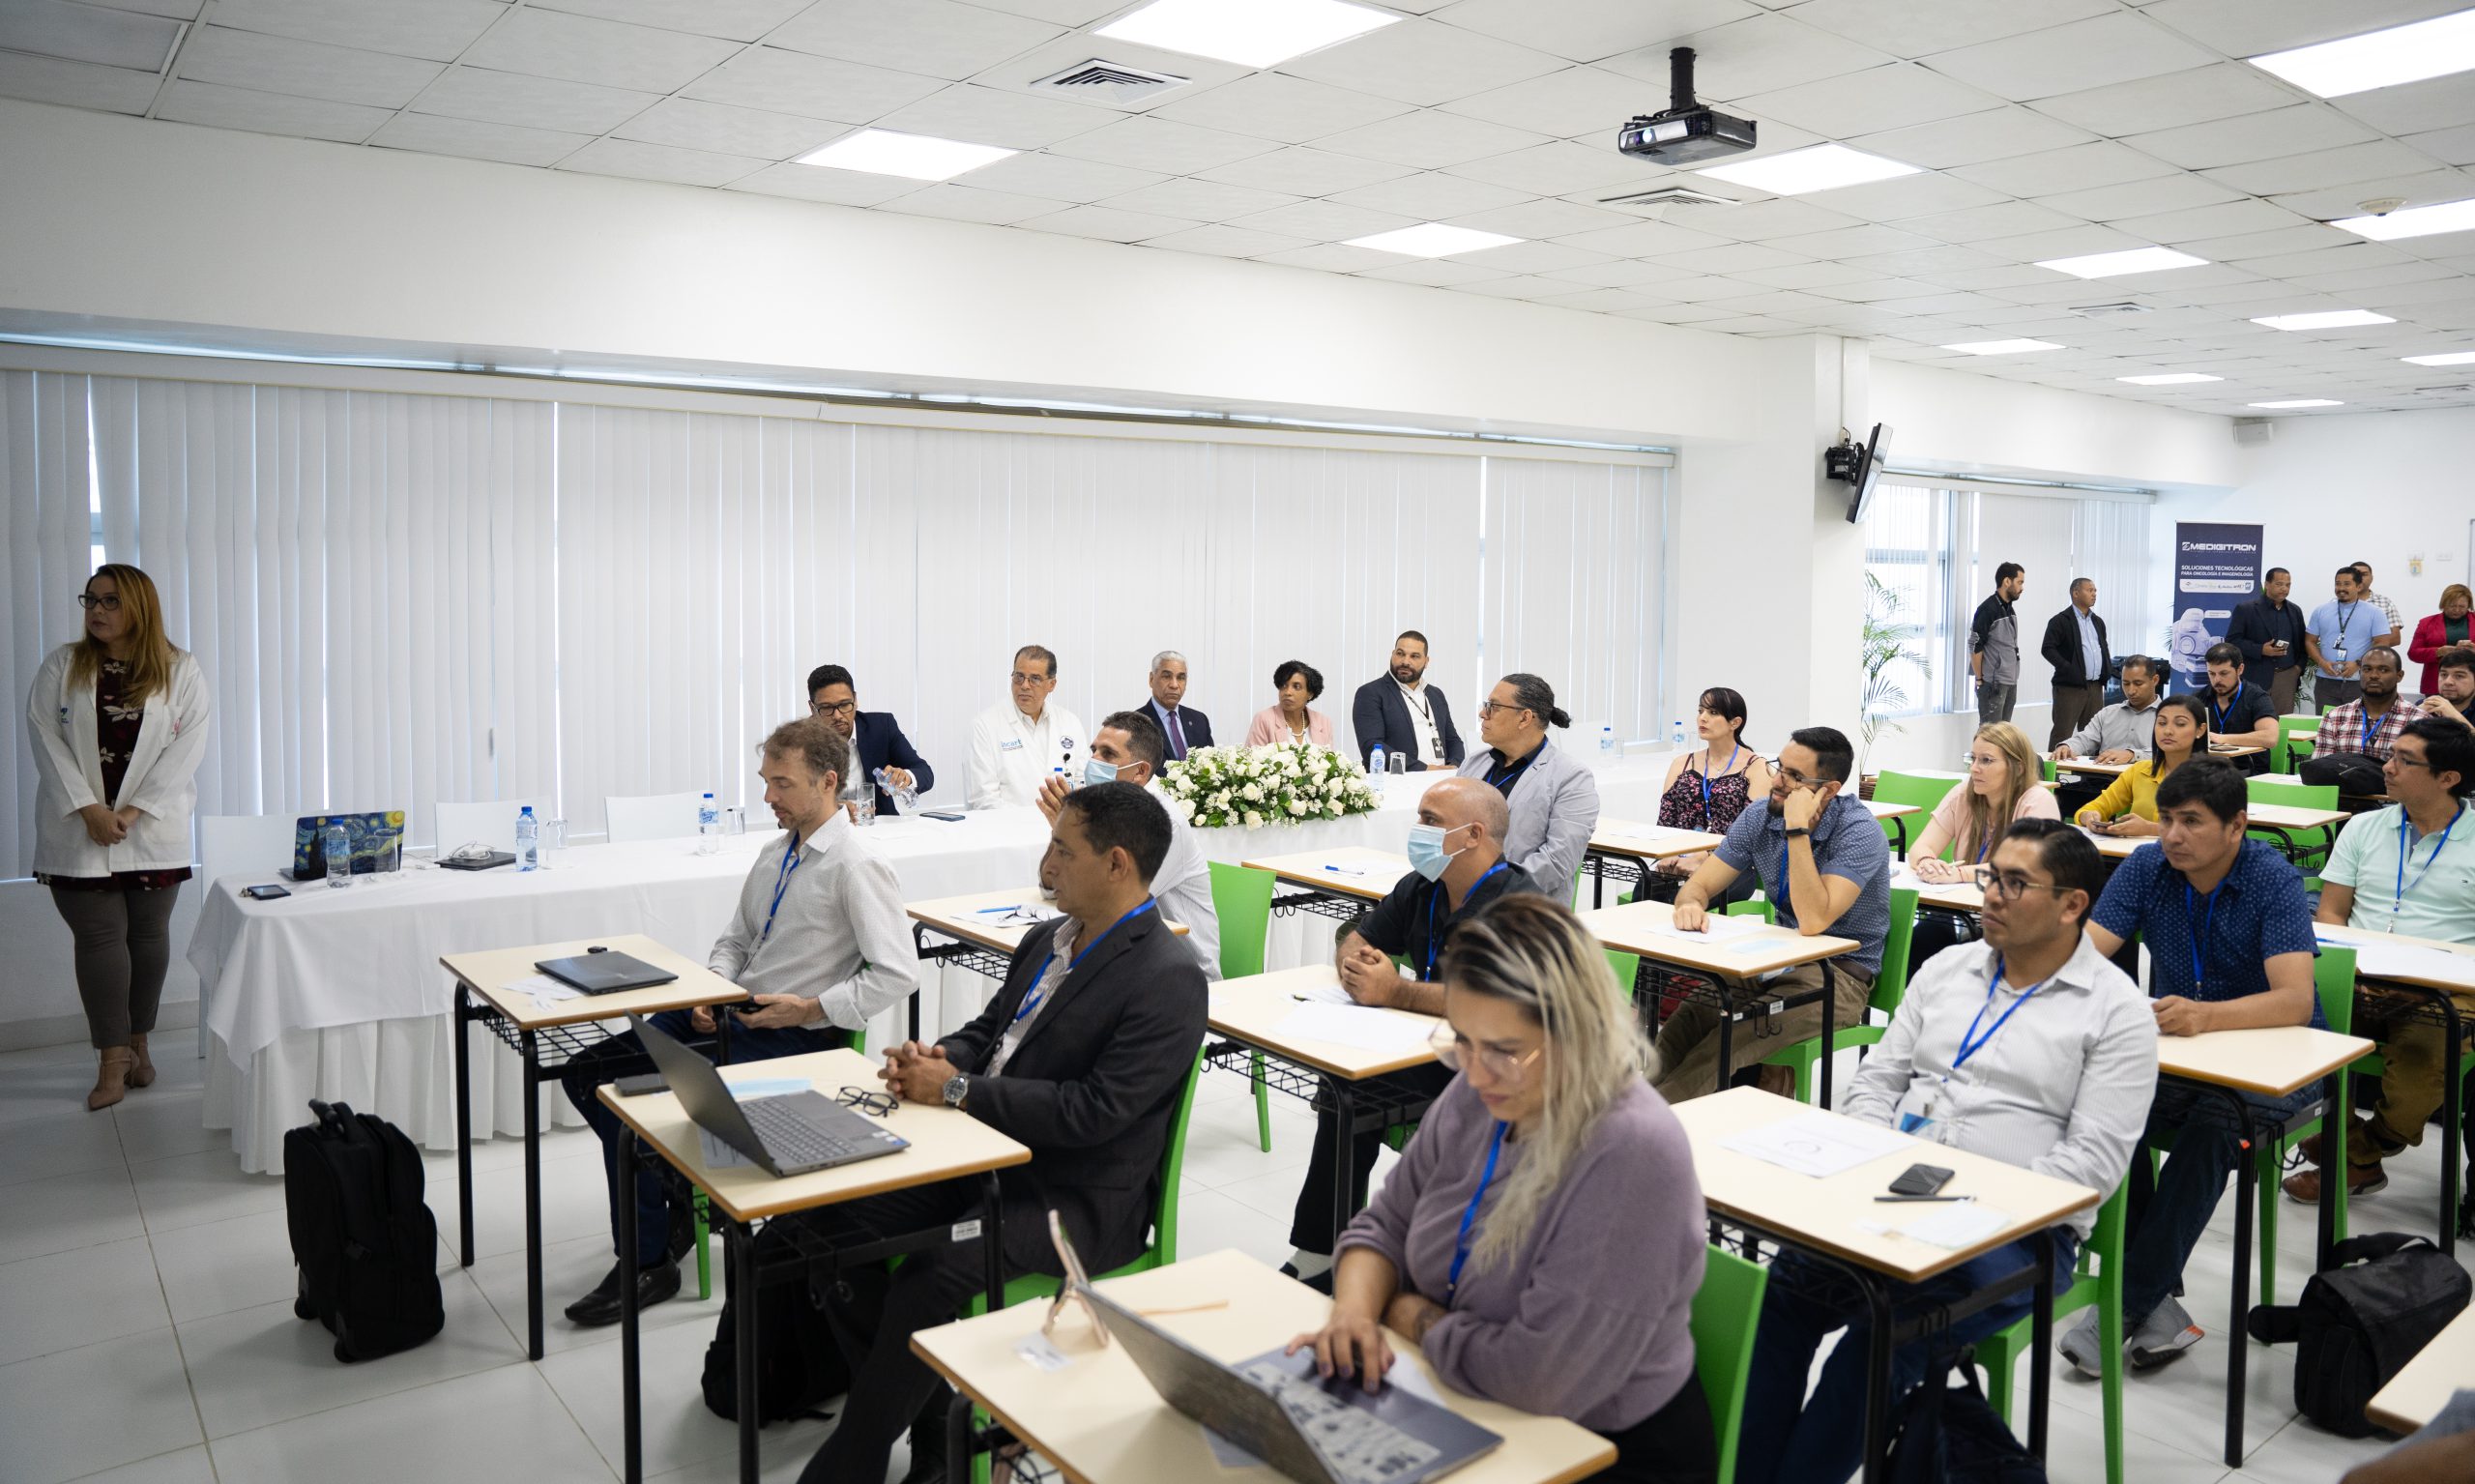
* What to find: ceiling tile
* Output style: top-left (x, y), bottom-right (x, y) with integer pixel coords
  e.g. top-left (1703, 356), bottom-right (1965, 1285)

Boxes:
top-left (1601, 13), bottom-right (1897, 101)
top-left (1315, 109), bottom-right (1548, 169)
top-left (726, 161), bottom-right (924, 205)
top-left (1951, 140), bottom-right (2180, 196)
top-left (2206, 141), bottom-right (2452, 197)
top-left (680, 48), bottom-right (946, 124)
top-left (1449, 274), bottom-right (1594, 299)
top-left (2269, 169), bottom-right (2475, 222)
top-left (767, 0), bottom-right (1063, 82)
top-left (172, 25), bottom-right (442, 109)
top-left (1849, 104), bottom-right (2097, 170)
top-left (612, 97), bottom-right (846, 158)
top-left (1016, 204), bottom-right (1199, 243)
top-left (367, 111), bottom-right (591, 167)
top-left (2177, 223), bottom-right (2359, 260)
top-left (2233, 243), bottom-right (2418, 278)
top-left (1540, 258), bottom-right (1677, 287)
top-left (2104, 198), bottom-right (2314, 246)
top-left (78, 0), bottom-right (201, 16)
top-left (527, 0), bottom-right (810, 44)
top-left (885, 182), bottom-right (1072, 224)
top-left (1326, 170), bottom-right (1532, 218)
top-left (1534, 285), bottom-right (1672, 311)
top-left (2334, 74), bottom-right (2475, 138)
top-left (873, 83), bottom-right (1117, 151)
top-left (1812, 276), bottom-right (1942, 302)
top-left (2138, 0), bottom-right (2469, 57)
top-left (1280, 18), bottom-right (1566, 107)
top-left (1847, 245), bottom-right (2010, 276)
top-left (1140, 224), bottom-right (1320, 259)
top-left (1921, 263), bottom-right (2060, 290)
top-left (1148, 71), bottom-right (1412, 144)
top-left (1550, 218), bottom-right (1738, 257)
top-left (2403, 125), bottom-right (2475, 168)
top-left (1648, 241), bottom-right (1815, 273)
top-left (0, 0), bottom-right (180, 71)
top-left (962, 150), bottom-right (1170, 201)
top-left (0, 50), bottom-right (159, 114)
top-left (1446, 239), bottom-right (1609, 273)
top-left (1049, 115), bottom-right (1279, 174)
top-left (1896, 200), bottom-right (2087, 243)
top-left (2028, 173), bottom-right (2243, 222)
top-left (1738, 61), bottom-right (2004, 137)
top-left (960, 32), bottom-right (1252, 116)
top-left (1439, 65), bottom-right (1660, 139)
top-left (1442, 139), bottom-right (1665, 195)
top-left (1677, 197), bottom-right (1870, 241)
top-left (1254, 244), bottom-right (1400, 272)
top-left (1921, 12), bottom-right (2216, 102)
top-left (196, 0), bottom-right (504, 62)
top-left (1105, 175), bottom-right (1301, 223)
top-left (2124, 105), bottom-right (2376, 172)
top-left (1446, 196), bottom-right (1637, 238)
top-left (1358, 259), bottom-right (1512, 286)
top-left (1764, 222), bottom-right (1942, 258)
top-left (413, 67), bottom-right (659, 135)
top-left (1789, 0), bottom-right (2111, 59)
top-left (462, 8), bottom-right (739, 94)
top-left (1972, 222), bottom-right (2150, 260)
top-left (1181, 146), bottom-right (1419, 201)
top-left (1726, 259), bottom-right (1881, 288)
top-left (2028, 62), bottom-right (2301, 138)
top-left (1807, 171), bottom-right (2006, 221)
top-left (153, 78), bottom-right (392, 143)
top-left (560, 136), bottom-right (765, 187)
top-left (2291, 260), bottom-right (2461, 293)
top-left (1432, 0), bottom-right (1762, 64)
top-left (1229, 199), bottom-right (1418, 241)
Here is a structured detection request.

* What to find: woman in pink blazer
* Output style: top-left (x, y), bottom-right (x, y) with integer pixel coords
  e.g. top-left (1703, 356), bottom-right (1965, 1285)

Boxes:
top-left (2407, 584), bottom-right (2471, 695)
top-left (1245, 660), bottom-right (1335, 748)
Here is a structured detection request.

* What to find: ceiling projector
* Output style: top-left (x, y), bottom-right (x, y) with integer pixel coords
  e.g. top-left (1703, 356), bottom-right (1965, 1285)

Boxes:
top-left (1616, 48), bottom-right (1756, 166)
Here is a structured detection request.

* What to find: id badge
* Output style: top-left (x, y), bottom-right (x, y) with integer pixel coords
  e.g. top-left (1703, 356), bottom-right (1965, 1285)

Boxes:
top-left (1895, 1081), bottom-right (1941, 1137)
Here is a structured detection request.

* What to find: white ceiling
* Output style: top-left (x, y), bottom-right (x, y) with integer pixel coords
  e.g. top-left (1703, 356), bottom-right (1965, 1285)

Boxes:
top-left (12, 0), bottom-right (2475, 417)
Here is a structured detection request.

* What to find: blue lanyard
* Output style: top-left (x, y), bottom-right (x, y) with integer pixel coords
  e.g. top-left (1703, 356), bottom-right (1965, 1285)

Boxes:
top-left (1954, 957), bottom-right (2047, 1072)
top-left (2395, 805), bottom-right (2464, 917)
top-left (1699, 744), bottom-right (1740, 824)
top-left (1444, 1120), bottom-right (1508, 1307)
top-left (756, 836), bottom-right (803, 946)
top-left (1485, 748), bottom-right (1534, 794)
top-left (2361, 706), bottom-right (2383, 752)
top-left (1424, 863), bottom-right (1509, 979)
top-left (2209, 691), bottom-right (2234, 735)
top-left (1015, 900), bottom-right (1155, 1024)
top-left (2184, 883), bottom-right (2219, 997)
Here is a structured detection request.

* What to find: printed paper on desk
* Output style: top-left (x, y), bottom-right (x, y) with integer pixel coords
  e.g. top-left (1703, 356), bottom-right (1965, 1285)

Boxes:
top-left (2316, 929), bottom-right (2475, 988)
top-left (1720, 1112), bottom-right (1909, 1178)
top-left (1271, 1003), bottom-right (1435, 1055)
top-left (1291, 978), bottom-right (1355, 1006)
top-left (1898, 1202), bottom-right (2010, 1250)
top-left (517, 973), bottom-right (587, 1010)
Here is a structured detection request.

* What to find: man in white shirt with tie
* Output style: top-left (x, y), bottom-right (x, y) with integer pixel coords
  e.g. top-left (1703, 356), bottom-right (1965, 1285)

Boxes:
top-left (966, 645), bottom-right (1086, 809)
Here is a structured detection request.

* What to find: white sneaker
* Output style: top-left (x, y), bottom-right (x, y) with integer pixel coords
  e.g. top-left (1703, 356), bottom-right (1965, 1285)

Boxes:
top-left (2128, 1296), bottom-right (2204, 1370)
top-left (2056, 1309), bottom-right (2110, 1381)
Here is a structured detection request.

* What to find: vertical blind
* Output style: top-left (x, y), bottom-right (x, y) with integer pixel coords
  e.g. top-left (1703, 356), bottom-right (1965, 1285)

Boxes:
top-left (0, 368), bottom-right (1667, 870)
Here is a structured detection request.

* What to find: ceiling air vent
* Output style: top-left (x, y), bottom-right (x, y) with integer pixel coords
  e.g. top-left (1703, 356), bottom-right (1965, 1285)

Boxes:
top-left (2071, 302), bottom-right (2150, 317)
top-left (1599, 186), bottom-right (1739, 213)
top-left (1032, 59), bottom-right (1191, 105)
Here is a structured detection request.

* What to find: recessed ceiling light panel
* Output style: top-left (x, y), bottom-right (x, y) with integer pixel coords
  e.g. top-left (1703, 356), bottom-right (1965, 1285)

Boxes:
top-left (1096, 0), bottom-right (1399, 69)
top-left (2034, 247), bottom-right (2207, 279)
top-left (2117, 373), bottom-right (2223, 385)
top-left (795, 129), bottom-right (1015, 181)
top-left (2247, 10), bottom-right (2475, 99)
top-left (2332, 197), bottom-right (2475, 242)
top-left (1344, 223), bottom-right (1524, 258)
top-left (2251, 309), bottom-right (2396, 331)
top-left (2403, 350), bottom-right (2475, 365)
top-left (1941, 338), bottom-right (2063, 355)
top-left (1695, 143), bottom-right (1920, 196)
top-left (2248, 399), bottom-right (2344, 409)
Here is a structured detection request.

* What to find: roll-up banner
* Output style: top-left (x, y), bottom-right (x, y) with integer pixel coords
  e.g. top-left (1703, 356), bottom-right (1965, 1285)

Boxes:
top-left (2167, 522), bottom-right (2265, 694)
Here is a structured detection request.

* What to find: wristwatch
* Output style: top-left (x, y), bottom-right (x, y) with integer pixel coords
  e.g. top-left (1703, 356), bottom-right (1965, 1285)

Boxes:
top-left (1784, 827), bottom-right (1812, 838)
top-left (942, 1074), bottom-right (970, 1111)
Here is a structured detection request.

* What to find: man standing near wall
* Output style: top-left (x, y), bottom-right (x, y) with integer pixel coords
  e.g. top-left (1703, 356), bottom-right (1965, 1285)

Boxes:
top-left (1971, 562), bottom-right (2025, 726)
top-left (2041, 576), bottom-right (2112, 749)
top-left (2228, 568), bottom-right (2307, 715)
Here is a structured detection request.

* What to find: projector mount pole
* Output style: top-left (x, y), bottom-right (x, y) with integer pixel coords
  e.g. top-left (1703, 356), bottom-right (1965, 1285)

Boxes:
top-left (1671, 47), bottom-right (1697, 114)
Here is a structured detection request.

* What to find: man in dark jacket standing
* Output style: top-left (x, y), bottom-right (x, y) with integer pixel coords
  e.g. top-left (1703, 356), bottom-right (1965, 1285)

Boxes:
top-left (2041, 577), bottom-right (2113, 749)
top-left (2227, 568), bottom-right (2307, 715)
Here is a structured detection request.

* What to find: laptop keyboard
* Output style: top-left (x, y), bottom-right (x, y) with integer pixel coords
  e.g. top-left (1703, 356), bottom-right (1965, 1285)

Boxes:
top-left (1241, 1358), bottom-right (1443, 1483)
top-left (743, 1097), bottom-right (877, 1166)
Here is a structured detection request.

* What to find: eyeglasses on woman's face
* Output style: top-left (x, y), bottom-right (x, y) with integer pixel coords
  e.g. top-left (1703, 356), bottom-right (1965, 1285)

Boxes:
top-left (1428, 1022), bottom-right (1542, 1083)
top-left (77, 593), bottom-right (122, 612)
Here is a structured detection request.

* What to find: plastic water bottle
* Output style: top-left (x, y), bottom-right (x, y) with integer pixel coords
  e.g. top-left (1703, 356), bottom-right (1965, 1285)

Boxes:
top-left (1673, 719), bottom-right (1687, 748)
top-left (324, 823), bottom-right (350, 889)
top-left (697, 792), bottom-right (719, 855)
top-left (1369, 743), bottom-right (1386, 778)
top-left (515, 806), bottom-right (539, 872)
top-left (1600, 724), bottom-right (1616, 755)
top-left (876, 766), bottom-right (918, 814)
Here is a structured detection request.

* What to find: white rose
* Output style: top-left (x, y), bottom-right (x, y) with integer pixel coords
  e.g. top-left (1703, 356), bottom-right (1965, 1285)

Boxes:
top-left (1288, 798), bottom-right (1309, 815)
top-left (1241, 782), bottom-right (1263, 802)
top-left (1172, 797), bottom-right (1196, 822)
top-left (1243, 809), bottom-right (1262, 828)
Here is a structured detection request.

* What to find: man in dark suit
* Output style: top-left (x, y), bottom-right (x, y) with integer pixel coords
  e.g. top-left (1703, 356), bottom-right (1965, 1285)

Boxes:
top-left (2039, 577), bottom-right (2113, 750)
top-left (1136, 649), bottom-right (1212, 761)
top-left (1351, 628), bottom-right (1463, 770)
top-left (2227, 567), bottom-right (2307, 715)
top-left (808, 664), bottom-right (934, 813)
top-left (797, 781), bottom-right (1207, 1484)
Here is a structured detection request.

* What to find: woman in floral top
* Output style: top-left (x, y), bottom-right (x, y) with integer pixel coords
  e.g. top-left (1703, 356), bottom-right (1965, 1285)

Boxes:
top-left (26, 565), bottom-right (211, 1110)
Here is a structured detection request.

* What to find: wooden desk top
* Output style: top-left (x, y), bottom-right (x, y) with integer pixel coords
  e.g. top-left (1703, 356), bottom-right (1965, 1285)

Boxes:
top-left (2247, 801), bottom-right (2352, 830)
top-left (1208, 966), bottom-right (1441, 1080)
top-left (2155, 1026), bottom-right (2374, 1098)
top-left (2367, 1303), bottom-right (2475, 1434)
top-left (1577, 898), bottom-right (1859, 979)
top-left (907, 889), bottom-right (1189, 955)
top-left (441, 933), bottom-right (747, 1030)
top-left (2316, 922), bottom-right (2475, 993)
top-left (1674, 1088), bottom-right (2100, 1284)
top-left (1241, 847), bottom-right (1410, 902)
top-left (1864, 800), bottom-right (1922, 820)
top-left (596, 1047), bottom-right (1030, 1223)
top-left (910, 1248), bottom-right (1616, 1484)
top-left (1587, 820), bottom-right (1727, 860)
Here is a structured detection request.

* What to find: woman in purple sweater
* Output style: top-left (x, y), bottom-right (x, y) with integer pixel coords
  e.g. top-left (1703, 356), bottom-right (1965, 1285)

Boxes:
top-left (1289, 894), bottom-right (1715, 1483)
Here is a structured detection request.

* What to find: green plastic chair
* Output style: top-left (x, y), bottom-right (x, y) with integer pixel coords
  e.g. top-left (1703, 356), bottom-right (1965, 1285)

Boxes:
top-left (2275, 715), bottom-right (2319, 774)
top-left (1976, 1180), bottom-right (2130, 1484)
top-left (2245, 778), bottom-right (2338, 883)
top-left (1874, 771), bottom-right (1962, 858)
top-left (1605, 948), bottom-right (1639, 1004)
top-left (691, 1026), bottom-right (870, 1300)
top-left (1761, 887), bottom-right (1920, 1104)
top-left (1693, 1244), bottom-right (1770, 1484)
top-left (1726, 898), bottom-right (1776, 925)
top-left (2254, 946), bottom-right (2364, 1301)
top-left (2039, 756), bottom-right (2059, 784)
top-left (1208, 861), bottom-right (1280, 1151)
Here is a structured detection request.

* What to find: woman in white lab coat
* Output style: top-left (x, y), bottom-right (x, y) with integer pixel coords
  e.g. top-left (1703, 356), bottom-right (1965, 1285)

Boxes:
top-left (25, 565), bottom-right (211, 1110)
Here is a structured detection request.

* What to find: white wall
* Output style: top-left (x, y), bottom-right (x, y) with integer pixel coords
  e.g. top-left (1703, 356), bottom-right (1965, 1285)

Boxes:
top-left (1874, 360), bottom-right (2240, 494)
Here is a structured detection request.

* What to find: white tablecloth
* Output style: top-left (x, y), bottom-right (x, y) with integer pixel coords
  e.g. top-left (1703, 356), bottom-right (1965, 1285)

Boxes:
top-left (188, 753), bottom-right (1676, 1172)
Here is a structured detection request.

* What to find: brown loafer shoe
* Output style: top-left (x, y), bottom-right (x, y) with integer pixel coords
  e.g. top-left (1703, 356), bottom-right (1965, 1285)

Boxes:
top-left (2282, 1159), bottom-right (2388, 1206)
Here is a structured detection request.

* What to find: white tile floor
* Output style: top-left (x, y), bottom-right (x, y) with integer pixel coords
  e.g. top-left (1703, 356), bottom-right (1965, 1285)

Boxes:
top-left (0, 1035), bottom-right (2458, 1484)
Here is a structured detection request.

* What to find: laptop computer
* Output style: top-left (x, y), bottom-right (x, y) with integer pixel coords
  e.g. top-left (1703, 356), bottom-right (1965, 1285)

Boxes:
top-left (289, 811), bottom-right (407, 881)
top-left (535, 948), bottom-right (678, 995)
top-left (1074, 1262), bottom-right (1500, 1484)
top-left (630, 1015), bottom-right (907, 1178)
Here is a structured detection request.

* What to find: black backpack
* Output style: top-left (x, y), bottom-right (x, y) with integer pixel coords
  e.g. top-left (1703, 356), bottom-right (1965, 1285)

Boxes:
top-left (283, 1100), bottom-right (445, 1362)
top-left (2247, 1232), bottom-right (2472, 1436)
top-left (1887, 1353), bottom-right (2048, 1484)
top-left (699, 1221), bottom-right (849, 1425)
top-left (2300, 752), bottom-right (2387, 797)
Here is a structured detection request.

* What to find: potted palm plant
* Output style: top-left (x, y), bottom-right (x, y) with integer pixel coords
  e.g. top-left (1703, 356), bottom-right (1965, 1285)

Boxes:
top-left (1858, 571), bottom-right (1931, 794)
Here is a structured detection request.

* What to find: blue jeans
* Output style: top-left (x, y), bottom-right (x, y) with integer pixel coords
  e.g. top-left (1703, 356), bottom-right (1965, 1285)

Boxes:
top-left (1737, 1231), bottom-right (2076, 1484)
top-left (559, 1009), bottom-right (836, 1265)
top-left (2122, 1079), bottom-right (2316, 1324)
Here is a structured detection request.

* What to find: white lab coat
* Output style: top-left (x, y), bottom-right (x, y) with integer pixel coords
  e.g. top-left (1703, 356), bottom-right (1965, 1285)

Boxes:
top-left (25, 644), bottom-right (212, 876)
top-left (965, 699), bottom-right (1086, 810)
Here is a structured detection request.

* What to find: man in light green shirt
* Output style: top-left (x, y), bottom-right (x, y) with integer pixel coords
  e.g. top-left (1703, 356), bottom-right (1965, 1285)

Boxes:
top-left (2287, 717), bottom-right (2475, 1203)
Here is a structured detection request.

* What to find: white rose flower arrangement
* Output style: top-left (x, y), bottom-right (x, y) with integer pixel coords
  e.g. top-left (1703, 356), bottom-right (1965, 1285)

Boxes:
top-left (1158, 741), bottom-right (1383, 829)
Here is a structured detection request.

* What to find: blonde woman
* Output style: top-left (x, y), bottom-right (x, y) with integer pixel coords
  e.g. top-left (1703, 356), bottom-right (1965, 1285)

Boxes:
top-left (2076, 693), bottom-right (2208, 837)
top-left (1908, 721), bottom-right (2057, 885)
top-left (1290, 893), bottom-right (1714, 1484)
top-left (26, 565), bottom-right (211, 1110)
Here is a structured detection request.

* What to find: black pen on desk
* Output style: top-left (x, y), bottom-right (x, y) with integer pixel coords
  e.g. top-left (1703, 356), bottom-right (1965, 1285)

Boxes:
top-left (1875, 1194), bottom-right (1971, 1203)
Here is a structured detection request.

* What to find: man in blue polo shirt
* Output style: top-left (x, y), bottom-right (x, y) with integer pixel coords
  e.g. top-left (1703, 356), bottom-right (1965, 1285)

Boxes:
top-left (1659, 724), bottom-right (1891, 1102)
top-left (2060, 756), bottom-right (2319, 1376)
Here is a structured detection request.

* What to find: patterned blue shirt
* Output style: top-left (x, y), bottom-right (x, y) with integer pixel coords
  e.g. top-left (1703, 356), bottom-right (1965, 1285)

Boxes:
top-left (2091, 838), bottom-right (2322, 1023)
top-left (1716, 792), bottom-right (1892, 974)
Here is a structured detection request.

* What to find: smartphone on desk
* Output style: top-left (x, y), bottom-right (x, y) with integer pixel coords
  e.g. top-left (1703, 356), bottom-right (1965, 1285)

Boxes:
top-left (1888, 1163), bottom-right (1954, 1197)
top-left (243, 884), bottom-right (291, 901)
top-left (613, 1073), bottom-right (666, 1097)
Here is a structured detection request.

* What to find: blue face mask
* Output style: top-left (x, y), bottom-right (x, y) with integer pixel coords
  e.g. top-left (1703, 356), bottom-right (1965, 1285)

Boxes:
top-left (1084, 757), bottom-right (1122, 787)
top-left (1407, 823), bottom-right (1466, 881)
